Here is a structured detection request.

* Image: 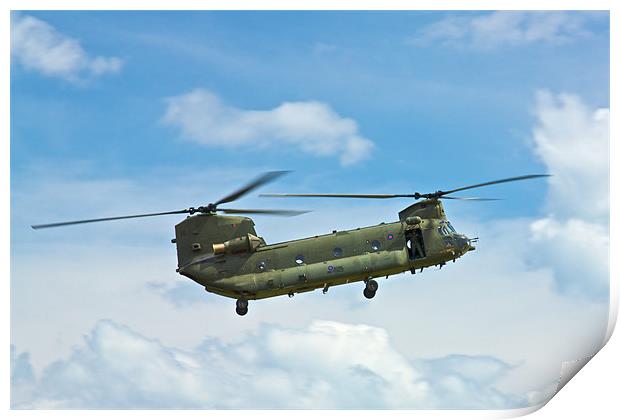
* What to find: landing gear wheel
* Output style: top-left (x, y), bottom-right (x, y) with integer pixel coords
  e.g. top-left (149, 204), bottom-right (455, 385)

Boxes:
top-left (366, 280), bottom-right (379, 293)
top-left (363, 288), bottom-right (376, 299)
top-left (363, 280), bottom-right (378, 299)
top-left (235, 299), bottom-right (249, 316)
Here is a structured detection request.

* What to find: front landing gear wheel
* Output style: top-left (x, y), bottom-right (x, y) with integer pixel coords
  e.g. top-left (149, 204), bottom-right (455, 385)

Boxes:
top-left (235, 299), bottom-right (249, 316)
top-left (363, 279), bottom-right (378, 299)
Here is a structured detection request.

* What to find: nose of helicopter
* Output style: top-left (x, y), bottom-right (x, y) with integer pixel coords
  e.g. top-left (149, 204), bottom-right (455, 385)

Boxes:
top-left (455, 234), bottom-right (476, 254)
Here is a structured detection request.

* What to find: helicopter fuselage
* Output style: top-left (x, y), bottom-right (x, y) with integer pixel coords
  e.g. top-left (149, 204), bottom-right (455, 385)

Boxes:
top-left (174, 199), bottom-right (475, 301)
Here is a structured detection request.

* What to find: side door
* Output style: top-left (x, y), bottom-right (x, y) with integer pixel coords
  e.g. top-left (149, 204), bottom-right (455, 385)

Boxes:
top-left (405, 228), bottom-right (426, 260)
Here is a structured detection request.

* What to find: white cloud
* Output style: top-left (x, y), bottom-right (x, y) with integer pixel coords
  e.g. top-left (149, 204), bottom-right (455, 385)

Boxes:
top-left (530, 218), bottom-right (609, 298)
top-left (417, 355), bottom-right (518, 409)
top-left (410, 12), bottom-right (594, 50)
top-left (11, 320), bottom-right (521, 409)
top-left (532, 91), bottom-right (609, 223)
top-left (163, 89), bottom-right (375, 166)
top-left (11, 13), bottom-right (123, 82)
top-left (527, 91), bottom-right (609, 299)
top-left (10, 346), bottom-right (36, 409)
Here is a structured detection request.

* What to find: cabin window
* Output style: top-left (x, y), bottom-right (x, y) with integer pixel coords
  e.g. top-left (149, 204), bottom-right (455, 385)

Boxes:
top-left (295, 255), bottom-right (305, 265)
top-left (333, 247), bottom-right (343, 257)
top-left (256, 261), bottom-right (266, 272)
top-left (370, 240), bottom-right (381, 251)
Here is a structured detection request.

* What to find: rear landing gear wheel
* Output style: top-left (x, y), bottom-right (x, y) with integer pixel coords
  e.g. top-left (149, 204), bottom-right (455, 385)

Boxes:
top-left (366, 280), bottom-right (378, 293)
top-left (236, 299), bottom-right (248, 316)
top-left (363, 280), bottom-right (378, 299)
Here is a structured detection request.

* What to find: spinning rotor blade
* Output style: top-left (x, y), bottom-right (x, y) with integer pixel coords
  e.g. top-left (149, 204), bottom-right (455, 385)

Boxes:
top-left (31, 209), bottom-right (190, 230)
top-left (32, 171), bottom-right (299, 229)
top-left (179, 253), bottom-right (217, 270)
top-left (434, 174), bottom-right (550, 198)
top-left (218, 208), bottom-right (310, 216)
top-left (261, 174), bottom-right (549, 202)
top-left (260, 193), bottom-right (416, 199)
top-left (441, 197), bottom-right (502, 201)
top-left (214, 171), bottom-right (290, 206)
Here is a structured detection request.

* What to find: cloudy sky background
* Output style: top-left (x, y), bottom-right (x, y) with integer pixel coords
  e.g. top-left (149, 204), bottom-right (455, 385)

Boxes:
top-left (10, 11), bottom-right (610, 409)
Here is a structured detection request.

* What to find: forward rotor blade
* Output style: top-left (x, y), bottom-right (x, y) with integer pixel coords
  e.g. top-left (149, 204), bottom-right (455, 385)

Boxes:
top-left (31, 209), bottom-right (190, 230)
top-left (438, 174), bottom-right (550, 197)
top-left (260, 193), bottom-right (416, 199)
top-left (218, 208), bottom-right (310, 216)
top-left (442, 196), bottom-right (502, 201)
top-left (261, 174), bottom-right (549, 202)
top-left (214, 171), bottom-right (291, 206)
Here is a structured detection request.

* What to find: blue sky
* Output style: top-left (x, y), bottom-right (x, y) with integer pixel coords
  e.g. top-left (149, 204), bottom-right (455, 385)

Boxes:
top-left (10, 10), bottom-right (610, 409)
top-left (11, 11), bottom-right (608, 218)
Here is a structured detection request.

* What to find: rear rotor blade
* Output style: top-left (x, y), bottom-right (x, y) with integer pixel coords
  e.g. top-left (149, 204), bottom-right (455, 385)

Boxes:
top-left (214, 171), bottom-right (290, 206)
top-left (31, 209), bottom-right (190, 230)
top-left (442, 197), bottom-right (502, 201)
top-left (260, 193), bottom-right (416, 199)
top-left (179, 253), bottom-right (217, 271)
top-left (218, 208), bottom-right (310, 216)
top-left (437, 174), bottom-right (550, 197)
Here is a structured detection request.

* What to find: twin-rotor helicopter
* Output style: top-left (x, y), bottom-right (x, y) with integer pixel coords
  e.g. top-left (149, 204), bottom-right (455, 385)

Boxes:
top-left (33, 172), bottom-right (548, 316)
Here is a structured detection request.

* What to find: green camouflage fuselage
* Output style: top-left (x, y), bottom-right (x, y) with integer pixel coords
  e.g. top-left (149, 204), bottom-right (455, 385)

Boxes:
top-left (174, 199), bottom-right (474, 300)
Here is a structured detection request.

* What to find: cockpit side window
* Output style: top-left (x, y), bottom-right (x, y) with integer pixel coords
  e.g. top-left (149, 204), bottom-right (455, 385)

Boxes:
top-left (446, 222), bottom-right (456, 233)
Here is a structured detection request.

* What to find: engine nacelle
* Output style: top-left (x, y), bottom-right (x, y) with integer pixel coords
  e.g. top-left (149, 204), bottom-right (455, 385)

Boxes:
top-left (405, 216), bottom-right (422, 226)
top-left (212, 233), bottom-right (262, 255)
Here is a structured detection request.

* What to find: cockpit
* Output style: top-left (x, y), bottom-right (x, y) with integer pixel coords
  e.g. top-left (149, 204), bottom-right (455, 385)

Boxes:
top-left (438, 221), bottom-right (473, 254)
top-left (438, 221), bottom-right (457, 236)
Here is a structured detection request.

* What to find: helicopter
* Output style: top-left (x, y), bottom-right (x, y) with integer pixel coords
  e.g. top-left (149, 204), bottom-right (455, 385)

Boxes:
top-left (32, 172), bottom-right (549, 316)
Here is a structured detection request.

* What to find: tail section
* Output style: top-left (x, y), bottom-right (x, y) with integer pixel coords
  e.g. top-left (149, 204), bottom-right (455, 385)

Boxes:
top-left (173, 214), bottom-right (260, 269)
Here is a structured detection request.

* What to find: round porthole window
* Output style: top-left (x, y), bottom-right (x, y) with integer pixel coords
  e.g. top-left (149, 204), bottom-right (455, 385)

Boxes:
top-left (256, 261), bottom-right (266, 272)
top-left (371, 240), bottom-right (381, 251)
top-left (333, 247), bottom-right (343, 257)
top-left (295, 255), bottom-right (305, 265)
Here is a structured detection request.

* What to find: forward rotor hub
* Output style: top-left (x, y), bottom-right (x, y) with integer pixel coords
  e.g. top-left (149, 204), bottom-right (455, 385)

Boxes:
top-left (187, 205), bottom-right (215, 215)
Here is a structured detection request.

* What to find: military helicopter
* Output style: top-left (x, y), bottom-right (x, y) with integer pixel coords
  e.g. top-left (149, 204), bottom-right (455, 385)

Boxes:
top-left (32, 172), bottom-right (548, 316)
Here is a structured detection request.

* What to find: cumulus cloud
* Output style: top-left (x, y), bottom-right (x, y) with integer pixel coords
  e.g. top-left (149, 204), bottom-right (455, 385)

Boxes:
top-left (11, 346), bottom-right (36, 409)
top-left (163, 89), bottom-right (375, 166)
top-left (416, 355), bottom-right (519, 409)
top-left (11, 13), bottom-right (123, 82)
top-left (527, 91), bottom-right (609, 300)
top-left (410, 11), bottom-right (595, 50)
top-left (11, 320), bottom-right (521, 409)
top-left (532, 91), bottom-right (609, 223)
top-left (530, 218), bottom-right (609, 298)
